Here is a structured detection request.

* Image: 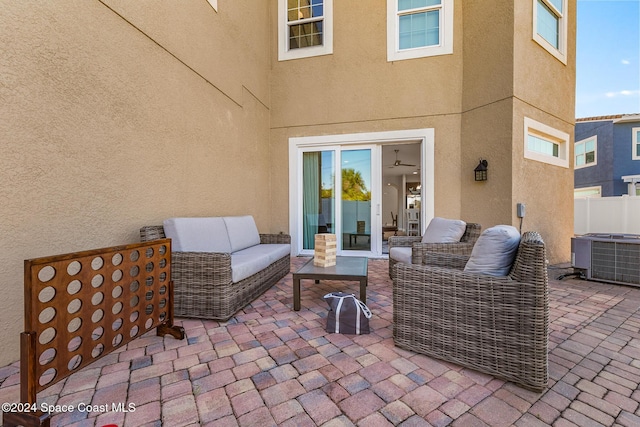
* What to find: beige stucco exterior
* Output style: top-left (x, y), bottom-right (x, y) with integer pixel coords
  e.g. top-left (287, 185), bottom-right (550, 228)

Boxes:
top-left (0, 0), bottom-right (575, 366)
top-left (0, 0), bottom-right (274, 366)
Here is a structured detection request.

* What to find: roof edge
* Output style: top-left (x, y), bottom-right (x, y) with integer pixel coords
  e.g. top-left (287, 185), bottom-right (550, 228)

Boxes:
top-left (576, 113), bottom-right (640, 123)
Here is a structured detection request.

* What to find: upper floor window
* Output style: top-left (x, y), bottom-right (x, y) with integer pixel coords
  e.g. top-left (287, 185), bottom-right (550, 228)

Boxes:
top-left (278, 0), bottom-right (333, 61)
top-left (524, 117), bottom-right (569, 168)
top-left (387, 0), bottom-right (454, 62)
top-left (633, 127), bottom-right (640, 160)
top-left (533, 0), bottom-right (567, 64)
top-left (575, 136), bottom-right (597, 169)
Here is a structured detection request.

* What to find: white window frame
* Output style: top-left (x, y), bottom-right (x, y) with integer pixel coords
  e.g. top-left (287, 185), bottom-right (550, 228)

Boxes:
top-left (532, 0), bottom-right (567, 64)
top-left (278, 0), bottom-right (333, 61)
top-left (524, 117), bottom-right (569, 168)
top-left (387, 0), bottom-right (454, 62)
top-left (206, 0), bottom-right (217, 11)
top-left (633, 127), bottom-right (640, 160)
top-left (574, 135), bottom-right (597, 169)
top-left (573, 186), bottom-right (601, 199)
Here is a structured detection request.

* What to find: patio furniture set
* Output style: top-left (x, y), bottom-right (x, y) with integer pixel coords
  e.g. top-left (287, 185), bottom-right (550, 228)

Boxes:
top-left (139, 215), bottom-right (549, 391)
top-left (8, 215), bottom-right (549, 425)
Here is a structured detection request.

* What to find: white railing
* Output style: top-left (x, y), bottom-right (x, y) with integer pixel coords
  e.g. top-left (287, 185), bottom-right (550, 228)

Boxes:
top-left (575, 196), bottom-right (640, 235)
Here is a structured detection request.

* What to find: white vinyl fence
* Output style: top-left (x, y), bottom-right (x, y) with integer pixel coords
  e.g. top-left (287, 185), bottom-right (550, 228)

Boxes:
top-left (575, 196), bottom-right (640, 235)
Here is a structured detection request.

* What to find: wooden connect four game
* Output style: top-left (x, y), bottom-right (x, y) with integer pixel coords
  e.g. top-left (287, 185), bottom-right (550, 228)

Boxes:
top-left (4, 239), bottom-right (184, 427)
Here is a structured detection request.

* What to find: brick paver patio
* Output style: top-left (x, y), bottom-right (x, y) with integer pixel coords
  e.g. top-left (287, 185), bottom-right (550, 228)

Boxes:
top-left (1, 257), bottom-right (640, 426)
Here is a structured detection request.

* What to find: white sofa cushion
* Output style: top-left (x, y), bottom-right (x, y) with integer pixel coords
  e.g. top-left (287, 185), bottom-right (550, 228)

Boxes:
top-left (464, 225), bottom-right (521, 276)
top-left (230, 244), bottom-right (291, 283)
top-left (163, 217), bottom-right (231, 253)
top-left (223, 216), bottom-right (261, 252)
top-left (422, 217), bottom-right (467, 243)
top-left (389, 247), bottom-right (412, 264)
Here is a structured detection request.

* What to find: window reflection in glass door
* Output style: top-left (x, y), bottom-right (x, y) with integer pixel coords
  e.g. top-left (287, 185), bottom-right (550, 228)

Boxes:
top-left (341, 149), bottom-right (372, 251)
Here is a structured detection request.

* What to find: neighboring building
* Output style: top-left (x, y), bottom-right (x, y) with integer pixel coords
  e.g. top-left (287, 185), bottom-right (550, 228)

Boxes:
top-left (0, 1), bottom-right (576, 364)
top-left (574, 115), bottom-right (640, 197)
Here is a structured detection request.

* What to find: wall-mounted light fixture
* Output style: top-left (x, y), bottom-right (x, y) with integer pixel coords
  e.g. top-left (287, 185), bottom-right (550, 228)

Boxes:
top-left (474, 159), bottom-right (488, 181)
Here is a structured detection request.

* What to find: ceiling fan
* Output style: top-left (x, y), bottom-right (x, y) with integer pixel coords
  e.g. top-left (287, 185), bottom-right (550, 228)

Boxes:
top-left (389, 149), bottom-right (416, 167)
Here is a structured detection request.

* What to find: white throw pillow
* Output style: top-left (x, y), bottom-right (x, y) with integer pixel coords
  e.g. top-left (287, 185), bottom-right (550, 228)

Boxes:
top-left (422, 217), bottom-right (467, 243)
top-left (464, 225), bottom-right (521, 276)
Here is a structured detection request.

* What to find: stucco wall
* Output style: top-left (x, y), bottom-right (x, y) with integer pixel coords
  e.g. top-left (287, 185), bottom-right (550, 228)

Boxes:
top-left (460, 0), bottom-right (514, 112)
top-left (460, 100), bottom-right (515, 228)
top-left (513, 102), bottom-right (575, 264)
top-left (513, 1), bottom-right (577, 121)
top-left (458, 0), bottom-right (576, 264)
top-left (269, 0), bottom-right (466, 232)
top-left (459, 0), bottom-right (515, 229)
top-left (270, 0), bottom-right (575, 264)
top-left (512, 0), bottom-right (576, 264)
top-left (0, 1), bottom-right (272, 366)
top-left (270, 0), bottom-right (464, 128)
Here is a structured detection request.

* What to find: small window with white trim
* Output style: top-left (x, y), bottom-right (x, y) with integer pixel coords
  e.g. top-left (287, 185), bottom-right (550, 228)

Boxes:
top-left (278, 0), bottom-right (333, 61)
top-left (633, 127), bottom-right (640, 160)
top-left (524, 117), bottom-right (569, 168)
top-left (533, 0), bottom-right (567, 64)
top-left (575, 136), bottom-right (597, 169)
top-left (574, 186), bottom-right (601, 198)
top-left (387, 0), bottom-right (454, 62)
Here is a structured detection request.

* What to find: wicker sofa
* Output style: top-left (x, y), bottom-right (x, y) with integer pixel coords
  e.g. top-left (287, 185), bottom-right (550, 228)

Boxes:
top-left (388, 222), bottom-right (481, 278)
top-left (392, 231), bottom-right (549, 391)
top-left (140, 216), bottom-right (290, 321)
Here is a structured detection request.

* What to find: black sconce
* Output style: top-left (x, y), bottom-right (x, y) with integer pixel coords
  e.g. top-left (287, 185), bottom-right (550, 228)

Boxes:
top-left (474, 159), bottom-right (488, 181)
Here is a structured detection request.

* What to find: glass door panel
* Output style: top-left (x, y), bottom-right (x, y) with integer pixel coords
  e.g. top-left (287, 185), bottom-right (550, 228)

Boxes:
top-left (302, 151), bottom-right (335, 249)
top-left (341, 149), bottom-right (372, 252)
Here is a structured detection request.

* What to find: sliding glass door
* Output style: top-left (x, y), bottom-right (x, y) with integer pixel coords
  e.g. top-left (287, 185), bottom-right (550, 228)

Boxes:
top-left (290, 128), bottom-right (434, 258)
top-left (300, 145), bottom-right (379, 256)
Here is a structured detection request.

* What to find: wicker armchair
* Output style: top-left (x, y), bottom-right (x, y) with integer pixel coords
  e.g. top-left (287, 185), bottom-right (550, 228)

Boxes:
top-left (388, 222), bottom-right (481, 278)
top-left (140, 225), bottom-right (291, 321)
top-left (392, 231), bottom-right (549, 391)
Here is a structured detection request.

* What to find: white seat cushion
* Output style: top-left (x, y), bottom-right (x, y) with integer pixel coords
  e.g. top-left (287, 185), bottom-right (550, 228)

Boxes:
top-left (163, 217), bottom-right (231, 253)
top-left (389, 247), bottom-right (412, 264)
top-left (223, 216), bottom-right (261, 252)
top-left (230, 244), bottom-right (291, 283)
top-left (422, 217), bottom-right (467, 243)
top-left (464, 225), bottom-right (520, 276)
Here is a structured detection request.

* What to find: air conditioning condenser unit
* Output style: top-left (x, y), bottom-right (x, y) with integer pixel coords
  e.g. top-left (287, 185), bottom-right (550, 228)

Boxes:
top-left (571, 234), bottom-right (640, 287)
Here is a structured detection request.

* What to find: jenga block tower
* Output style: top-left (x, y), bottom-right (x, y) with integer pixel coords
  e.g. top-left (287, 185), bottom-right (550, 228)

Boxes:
top-left (314, 234), bottom-right (337, 267)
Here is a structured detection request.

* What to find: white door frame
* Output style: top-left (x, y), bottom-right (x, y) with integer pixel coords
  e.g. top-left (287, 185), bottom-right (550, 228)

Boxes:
top-left (289, 128), bottom-right (435, 257)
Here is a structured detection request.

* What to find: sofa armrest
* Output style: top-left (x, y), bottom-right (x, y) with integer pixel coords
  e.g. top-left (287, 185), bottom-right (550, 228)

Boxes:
top-left (416, 251), bottom-right (470, 270)
top-left (141, 225), bottom-right (166, 241)
top-left (388, 236), bottom-right (422, 248)
top-left (260, 233), bottom-right (291, 244)
top-left (171, 251), bottom-right (232, 286)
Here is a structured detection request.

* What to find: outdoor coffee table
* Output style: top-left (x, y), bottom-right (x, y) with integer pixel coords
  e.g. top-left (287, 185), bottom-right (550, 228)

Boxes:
top-left (293, 256), bottom-right (368, 311)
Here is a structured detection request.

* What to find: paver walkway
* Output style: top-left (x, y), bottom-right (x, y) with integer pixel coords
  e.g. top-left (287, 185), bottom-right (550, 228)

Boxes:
top-left (1, 257), bottom-right (640, 426)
